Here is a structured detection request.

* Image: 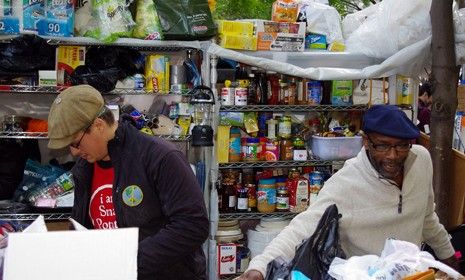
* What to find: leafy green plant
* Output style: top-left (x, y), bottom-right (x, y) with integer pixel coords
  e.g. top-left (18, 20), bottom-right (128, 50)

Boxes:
top-left (214, 0), bottom-right (275, 20)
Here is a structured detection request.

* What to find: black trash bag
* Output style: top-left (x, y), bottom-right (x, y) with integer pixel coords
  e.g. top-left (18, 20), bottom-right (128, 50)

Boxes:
top-left (290, 204), bottom-right (345, 280)
top-left (0, 34), bottom-right (55, 72)
top-left (70, 46), bottom-right (142, 92)
top-left (265, 257), bottom-right (292, 280)
top-left (70, 65), bottom-right (120, 93)
top-left (265, 204), bottom-right (345, 280)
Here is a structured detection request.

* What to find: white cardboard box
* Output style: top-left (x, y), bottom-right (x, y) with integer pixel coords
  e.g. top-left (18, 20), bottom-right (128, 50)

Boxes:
top-left (255, 20), bottom-right (306, 52)
top-left (3, 225), bottom-right (138, 280)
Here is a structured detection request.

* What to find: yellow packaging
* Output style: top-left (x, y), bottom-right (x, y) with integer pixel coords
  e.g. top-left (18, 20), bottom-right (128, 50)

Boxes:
top-left (328, 41), bottom-right (346, 52)
top-left (396, 75), bottom-right (414, 105)
top-left (217, 126), bottom-right (230, 163)
top-left (217, 20), bottom-right (254, 35)
top-left (271, 0), bottom-right (299, 22)
top-left (145, 55), bottom-right (170, 93)
top-left (177, 116), bottom-right (192, 136)
top-left (218, 33), bottom-right (257, 51)
top-left (55, 46), bottom-right (86, 86)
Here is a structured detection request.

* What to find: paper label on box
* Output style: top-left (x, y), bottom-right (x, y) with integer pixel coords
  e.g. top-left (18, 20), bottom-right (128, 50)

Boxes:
top-left (218, 244), bottom-right (237, 275)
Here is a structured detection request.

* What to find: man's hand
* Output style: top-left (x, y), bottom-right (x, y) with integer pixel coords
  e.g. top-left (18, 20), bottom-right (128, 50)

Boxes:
top-left (441, 255), bottom-right (460, 272)
top-left (238, 269), bottom-right (264, 280)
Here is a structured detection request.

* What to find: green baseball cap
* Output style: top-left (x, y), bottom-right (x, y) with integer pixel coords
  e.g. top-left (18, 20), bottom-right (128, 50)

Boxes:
top-left (48, 85), bottom-right (104, 149)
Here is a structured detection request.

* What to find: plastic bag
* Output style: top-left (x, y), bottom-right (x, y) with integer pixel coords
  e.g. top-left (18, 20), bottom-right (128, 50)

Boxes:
top-left (70, 46), bottom-right (142, 92)
top-left (297, 1), bottom-right (343, 45)
top-left (328, 239), bottom-right (462, 280)
top-left (265, 204), bottom-right (345, 280)
top-left (84, 0), bottom-right (135, 43)
top-left (0, 34), bottom-right (55, 72)
top-left (153, 0), bottom-right (216, 40)
top-left (132, 0), bottom-right (163, 40)
top-left (290, 204), bottom-right (345, 280)
top-left (344, 0), bottom-right (432, 59)
top-left (353, 79), bottom-right (389, 105)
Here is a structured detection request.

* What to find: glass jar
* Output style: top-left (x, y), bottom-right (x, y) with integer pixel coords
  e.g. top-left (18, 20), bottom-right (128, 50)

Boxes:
top-left (257, 178), bottom-right (276, 213)
top-left (280, 139), bottom-right (294, 161)
top-left (278, 116), bottom-right (292, 139)
top-left (276, 186), bottom-right (289, 212)
top-left (244, 137), bottom-right (260, 162)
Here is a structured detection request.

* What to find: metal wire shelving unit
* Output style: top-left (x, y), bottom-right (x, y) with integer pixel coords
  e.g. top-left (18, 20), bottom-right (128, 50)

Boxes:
top-left (219, 211), bottom-right (298, 220)
top-left (219, 104), bottom-right (368, 112)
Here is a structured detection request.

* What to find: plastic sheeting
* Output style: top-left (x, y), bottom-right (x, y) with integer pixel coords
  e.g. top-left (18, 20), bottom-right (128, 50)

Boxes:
top-left (208, 0), bottom-right (465, 81)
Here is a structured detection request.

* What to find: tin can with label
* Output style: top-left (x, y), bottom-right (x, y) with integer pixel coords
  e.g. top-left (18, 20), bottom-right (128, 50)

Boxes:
top-left (309, 171), bottom-right (324, 194)
top-left (221, 87), bottom-right (235, 106)
top-left (307, 81), bottom-right (322, 105)
top-left (235, 87), bottom-right (248, 105)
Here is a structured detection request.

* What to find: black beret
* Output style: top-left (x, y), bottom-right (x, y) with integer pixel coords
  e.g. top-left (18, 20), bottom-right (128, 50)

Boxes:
top-left (362, 105), bottom-right (420, 139)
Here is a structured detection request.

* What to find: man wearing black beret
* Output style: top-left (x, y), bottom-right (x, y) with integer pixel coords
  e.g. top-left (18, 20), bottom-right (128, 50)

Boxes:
top-left (241, 105), bottom-right (457, 280)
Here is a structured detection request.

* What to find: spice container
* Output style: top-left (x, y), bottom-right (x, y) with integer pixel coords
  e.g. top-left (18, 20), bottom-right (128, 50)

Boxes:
top-left (257, 178), bottom-right (276, 213)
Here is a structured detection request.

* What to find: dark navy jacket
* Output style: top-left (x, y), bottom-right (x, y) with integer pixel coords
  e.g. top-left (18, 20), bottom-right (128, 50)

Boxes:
top-left (71, 121), bottom-right (209, 280)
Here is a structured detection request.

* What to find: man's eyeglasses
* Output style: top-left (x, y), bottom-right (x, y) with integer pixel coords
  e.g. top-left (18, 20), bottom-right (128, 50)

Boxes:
top-left (69, 123), bottom-right (92, 149)
top-left (367, 135), bottom-right (412, 152)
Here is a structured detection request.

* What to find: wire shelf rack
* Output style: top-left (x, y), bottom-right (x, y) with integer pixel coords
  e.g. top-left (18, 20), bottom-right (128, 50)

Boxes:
top-left (219, 104), bottom-right (368, 112)
top-left (219, 212), bottom-right (298, 220)
top-left (0, 85), bottom-right (193, 96)
top-left (0, 131), bottom-right (192, 141)
top-left (218, 159), bottom-right (342, 169)
top-left (0, 213), bottom-right (71, 221)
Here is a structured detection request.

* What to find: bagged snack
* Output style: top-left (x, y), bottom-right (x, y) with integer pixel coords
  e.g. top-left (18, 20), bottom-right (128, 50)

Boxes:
top-left (132, 0), bottom-right (162, 40)
top-left (271, 0), bottom-right (298, 23)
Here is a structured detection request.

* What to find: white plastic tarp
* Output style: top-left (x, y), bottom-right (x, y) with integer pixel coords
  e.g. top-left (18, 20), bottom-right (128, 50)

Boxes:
top-left (208, 0), bottom-right (465, 81)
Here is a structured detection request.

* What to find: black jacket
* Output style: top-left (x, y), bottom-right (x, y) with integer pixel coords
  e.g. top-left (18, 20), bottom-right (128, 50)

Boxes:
top-left (71, 121), bottom-right (209, 280)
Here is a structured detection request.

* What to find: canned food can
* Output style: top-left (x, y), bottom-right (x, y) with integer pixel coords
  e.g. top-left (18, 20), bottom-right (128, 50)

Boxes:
top-left (234, 87), bottom-right (248, 105)
top-left (221, 87), bottom-right (235, 106)
top-left (309, 171), bottom-right (324, 194)
top-left (307, 81), bottom-right (322, 105)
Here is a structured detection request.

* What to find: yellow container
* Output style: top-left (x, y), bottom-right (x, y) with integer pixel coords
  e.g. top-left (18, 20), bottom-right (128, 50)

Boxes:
top-left (145, 55), bottom-right (170, 93)
top-left (217, 126), bottom-right (230, 163)
top-left (218, 34), bottom-right (257, 51)
top-left (217, 20), bottom-right (254, 36)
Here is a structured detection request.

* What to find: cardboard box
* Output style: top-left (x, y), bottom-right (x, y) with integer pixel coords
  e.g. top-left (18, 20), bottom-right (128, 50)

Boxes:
top-left (217, 20), bottom-right (254, 35)
top-left (56, 46), bottom-right (86, 86)
top-left (255, 20), bottom-right (305, 52)
top-left (218, 33), bottom-right (257, 51)
top-left (457, 85), bottom-right (465, 112)
top-left (218, 244), bottom-right (237, 275)
top-left (4, 218), bottom-right (138, 280)
top-left (331, 80), bottom-right (353, 105)
top-left (217, 125), bottom-right (230, 163)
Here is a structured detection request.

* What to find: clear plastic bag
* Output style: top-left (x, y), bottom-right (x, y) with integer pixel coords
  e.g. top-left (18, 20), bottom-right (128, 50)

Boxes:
top-left (84, 0), bottom-right (135, 43)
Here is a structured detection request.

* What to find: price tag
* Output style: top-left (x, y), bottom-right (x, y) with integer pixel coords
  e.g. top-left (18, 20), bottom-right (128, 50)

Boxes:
top-left (37, 18), bottom-right (72, 37)
top-left (0, 17), bottom-right (19, 34)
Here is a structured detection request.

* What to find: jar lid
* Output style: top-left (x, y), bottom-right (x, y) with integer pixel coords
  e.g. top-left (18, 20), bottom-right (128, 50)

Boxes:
top-left (246, 137), bottom-right (260, 144)
top-left (259, 178), bottom-right (276, 185)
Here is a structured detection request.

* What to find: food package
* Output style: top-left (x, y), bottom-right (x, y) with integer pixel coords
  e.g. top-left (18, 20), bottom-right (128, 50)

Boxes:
top-left (55, 45), bottom-right (86, 86)
top-left (145, 54), bottom-right (170, 93)
top-left (132, 0), bottom-right (162, 40)
top-left (271, 0), bottom-right (298, 23)
top-left (84, 0), bottom-right (135, 42)
top-left (37, 0), bottom-right (75, 37)
top-left (0, 0), bottom-right (20, 34)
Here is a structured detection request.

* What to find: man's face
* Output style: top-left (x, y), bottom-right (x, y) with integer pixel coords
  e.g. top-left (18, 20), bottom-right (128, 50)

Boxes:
top-left (363, 132), bottom-right (411, 180)
top-left (69, 120), bottom-right (109, 163)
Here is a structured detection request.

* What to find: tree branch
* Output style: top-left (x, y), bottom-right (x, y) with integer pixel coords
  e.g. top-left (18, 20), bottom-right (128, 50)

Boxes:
top-left (339, 0), bottom-right (362, 10)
